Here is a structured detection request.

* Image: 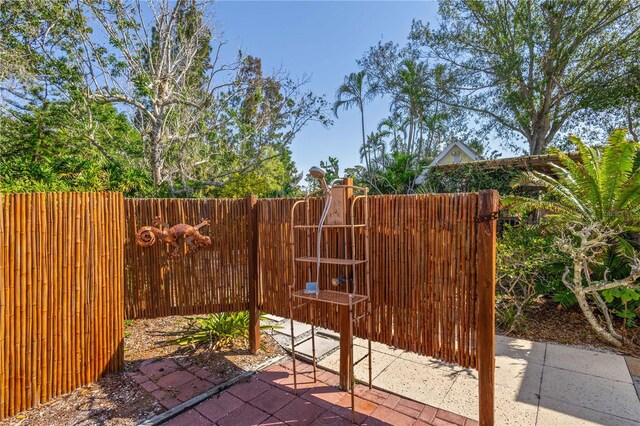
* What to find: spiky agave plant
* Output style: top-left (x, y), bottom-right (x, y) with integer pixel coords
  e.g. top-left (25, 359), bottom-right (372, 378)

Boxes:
top-left (171, 311), bottom-right (280, 350)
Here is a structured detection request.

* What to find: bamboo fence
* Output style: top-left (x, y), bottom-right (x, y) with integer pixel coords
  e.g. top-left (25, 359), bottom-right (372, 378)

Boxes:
top-left (123, 198), bottom-right (250, 319)
top-left (2, 191), bottom-right (496, 422)
top-left (257, 193), bottom-right (494, 369)
top-left (0, 192), bottom-right (124, 420)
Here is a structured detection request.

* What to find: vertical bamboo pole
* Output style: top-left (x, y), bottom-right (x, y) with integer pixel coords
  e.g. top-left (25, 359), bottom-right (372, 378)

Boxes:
top-left (0, 194), bottom-right (4, 419)
top-left (18, 194), bottom-right (26, 414)
top-left (478, 190), bottom-right (498, 426)
top-left (247, 195), bottom-right (260, 354)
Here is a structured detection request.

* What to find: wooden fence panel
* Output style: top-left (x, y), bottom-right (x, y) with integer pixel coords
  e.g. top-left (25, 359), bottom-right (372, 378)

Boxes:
top-left (0, 192), bottom-right (124, 420)
top-left (257, 193), bottom-right (491, 369)
top-left (124, 198), bottom-right (249, 319)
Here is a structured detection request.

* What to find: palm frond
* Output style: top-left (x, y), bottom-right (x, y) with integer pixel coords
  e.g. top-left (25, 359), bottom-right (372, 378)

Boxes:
top-left (600, 129), bottom-right (638, 213)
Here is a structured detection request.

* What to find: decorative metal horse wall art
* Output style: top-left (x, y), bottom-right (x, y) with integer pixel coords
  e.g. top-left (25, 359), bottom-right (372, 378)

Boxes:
top-left (135, 217), bottom-right (212, 259)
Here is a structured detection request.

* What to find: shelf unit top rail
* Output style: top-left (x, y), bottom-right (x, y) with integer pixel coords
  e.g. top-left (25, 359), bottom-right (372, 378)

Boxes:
top-left (292, 289), bottom-right (368, 306)
top-left (294, 256), bottom-right (367, 266)
top-left (294, 224), bottom-right (365, 229)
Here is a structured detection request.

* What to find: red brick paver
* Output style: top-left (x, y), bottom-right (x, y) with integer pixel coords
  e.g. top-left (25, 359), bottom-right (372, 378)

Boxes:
top-left (250, 386), bottom-right (296, 414)
top-left (228, 377), bottom-right (273, 402)
top-left (153, 359), bottom-right (475, 425)
top-left (195, 392), bottom-right (244, 423)
top-left (164, 409), bottom-right (211, 426)
top-left (217, 403), bottom-right (270, 426)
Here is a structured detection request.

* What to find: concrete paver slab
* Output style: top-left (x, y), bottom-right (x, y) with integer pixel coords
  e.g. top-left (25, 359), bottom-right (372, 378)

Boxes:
top-left (495, 335), bottom-right (546, 365)
top-left (439, 373), bottom-right (539, 425)
top-left (546, 343), bottom-right (633, 383)
top-left (295, 335), bottom-right (339, 359)
top-left (458, 355), bottom-right (543, 394)
top-left (316, 327), bottom-right (340, 340)
top-left (626, 356), bottom-right (640, 378)
top-left (372, 357), bottom-right (457, 408)
top-left (263, 314), bottom-right (286, 323)
top-left (318, 345), bottom-right (396, 383)
top-left (353, 337), bottom-right (404, 356)
top-left (398, 351), bottom-right (466, 373)
top-left (536, 397), bottom-right (640, 426)
top-left (273, 320), bottom-right (312, 338)
top-left (540, 365), bottom-right (640, 421)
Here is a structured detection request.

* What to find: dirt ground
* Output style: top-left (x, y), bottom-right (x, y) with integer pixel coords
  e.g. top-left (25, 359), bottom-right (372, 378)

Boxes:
top-left (499, 297), bottom-right (640, 358)
top-left (1, 316), bottom-right (284, 426)
top-left (4, 302), bottom-right (639, 425)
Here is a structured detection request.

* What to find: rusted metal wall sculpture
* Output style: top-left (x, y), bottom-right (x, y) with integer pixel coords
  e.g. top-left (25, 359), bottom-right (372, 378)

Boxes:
top-left (135, 216), bottom-right (212, 259)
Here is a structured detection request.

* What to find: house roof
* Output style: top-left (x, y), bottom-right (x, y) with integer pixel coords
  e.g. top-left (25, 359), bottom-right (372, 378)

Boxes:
top-left (429, 141), bottom-right (482, 166)
top-left (431, 151), bottom-right (581, 173)
top-left (414, 149), bottom-right (581, 186)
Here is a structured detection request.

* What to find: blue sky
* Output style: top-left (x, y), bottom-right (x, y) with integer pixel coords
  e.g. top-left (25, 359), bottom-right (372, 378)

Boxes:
top-left (212, 0), bottom-right (441, 176)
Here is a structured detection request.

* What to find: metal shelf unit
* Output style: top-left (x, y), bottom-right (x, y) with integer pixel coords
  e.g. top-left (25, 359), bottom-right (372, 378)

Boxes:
top-left (288, 183), bottom-right (371, 424)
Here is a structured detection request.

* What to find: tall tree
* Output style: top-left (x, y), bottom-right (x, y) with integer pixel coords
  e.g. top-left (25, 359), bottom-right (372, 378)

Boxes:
top-left (1, 0), bottom-right (330, 196)
top-left (358, 42), bottom-right (469, 161)
top-left (76, 0), bottom-right (230, 187)
top-left (332, 71), bottom-right (374, 169)
top-left (411, 0), bottom-right (640, 154)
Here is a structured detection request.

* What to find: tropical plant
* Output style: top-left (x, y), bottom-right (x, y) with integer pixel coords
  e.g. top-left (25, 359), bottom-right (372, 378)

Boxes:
top-left (496, 225), bottom-right (566, 332)
top-left (554, 223), bottom-right (640, 347)
top-left (506, 130), bottom-right (640, 257)
top-left (332, 71), bottom-right (375, 170)
top-left (419, 163), bottom-right (522, 195)
top-left (506, 130), bottom-right (640, 346)
top-left (171, 311), bottom-right (279, 350)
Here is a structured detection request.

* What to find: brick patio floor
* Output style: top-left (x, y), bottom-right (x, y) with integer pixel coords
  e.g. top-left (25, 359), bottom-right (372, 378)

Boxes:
top-left (128, 358), bottom-right (227, 410)
top-left (163, 359), bottom-right (477, 425)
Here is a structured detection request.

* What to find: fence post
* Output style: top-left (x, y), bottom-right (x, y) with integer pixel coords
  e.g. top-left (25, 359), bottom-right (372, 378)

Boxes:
top-left (247, 195), bottom-right (260, 354)
top-left (478, 190), bottom-right (498, 426)
top-left (0, 194), bottom-right (4, 420)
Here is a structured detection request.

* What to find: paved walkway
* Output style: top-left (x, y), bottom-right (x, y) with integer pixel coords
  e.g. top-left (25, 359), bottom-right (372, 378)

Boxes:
top-left (266, 317), bottom-right (640, 426)
top-left (164, 359), bottom-right (476, 426)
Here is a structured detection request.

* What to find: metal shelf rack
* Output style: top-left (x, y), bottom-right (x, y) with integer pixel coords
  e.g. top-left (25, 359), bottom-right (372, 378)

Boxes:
top-left (288, 181), bottom-right (371, 423)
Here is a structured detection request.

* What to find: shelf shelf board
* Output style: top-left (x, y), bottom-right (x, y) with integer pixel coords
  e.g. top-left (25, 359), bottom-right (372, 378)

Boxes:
top-left (295, 256), bottom-right (367, 266)
top-left (294, 224), bottom-right (365, 229)
top-left (292, 289), bottom-right (368, 306)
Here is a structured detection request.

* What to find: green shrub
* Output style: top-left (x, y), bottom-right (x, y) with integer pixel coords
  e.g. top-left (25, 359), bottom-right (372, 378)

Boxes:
top-left (497, 225), bottom-right (566, 331)
top-left (171, 311), bottom-right (279, 350)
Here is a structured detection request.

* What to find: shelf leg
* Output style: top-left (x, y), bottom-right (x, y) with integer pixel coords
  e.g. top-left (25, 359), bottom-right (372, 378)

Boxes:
top-left (368, 302), bottom-right (373, 389)
top-left (311, 307), bottom-right (317, 382)
top-left (289, 303), bottom-right (298, 395)
top-left (350, 303), bottom-right (355, 424)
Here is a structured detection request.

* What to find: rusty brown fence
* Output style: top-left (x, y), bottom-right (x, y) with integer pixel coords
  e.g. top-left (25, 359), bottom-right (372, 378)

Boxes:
top-left (257, 192), bottom-right (496, 369)
top-left (0, 192), bottom-right (124, 420)
top-left (124, 198), bottom-right (251, 319)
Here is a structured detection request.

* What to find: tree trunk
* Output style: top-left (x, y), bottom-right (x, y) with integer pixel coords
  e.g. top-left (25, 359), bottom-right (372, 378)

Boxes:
top-left (575, 288), bottom-right (623, 347)
top-left (360, 105), bottom-right (369, 171)
top-left (150, 134), bottom-right (163, 186)
top-left (529, 113), bottom-right (551, 155)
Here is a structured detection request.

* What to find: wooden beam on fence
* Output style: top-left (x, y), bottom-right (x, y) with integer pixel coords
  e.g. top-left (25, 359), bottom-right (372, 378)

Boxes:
top-left (247, 195), bottom-right (260, 354)
top-left (477, 190), bottom-right (498, 426)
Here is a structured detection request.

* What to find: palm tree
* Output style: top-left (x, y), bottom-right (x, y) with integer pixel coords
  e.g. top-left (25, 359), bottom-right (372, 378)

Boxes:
top-left (377, 113), bottom-right (405, 152)
top-left (390, 60), bottom-right (429, 158)
top-left (333, 71), bottom-right (375, 169)
top-left (506, 130), bottom-right (640, 346)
